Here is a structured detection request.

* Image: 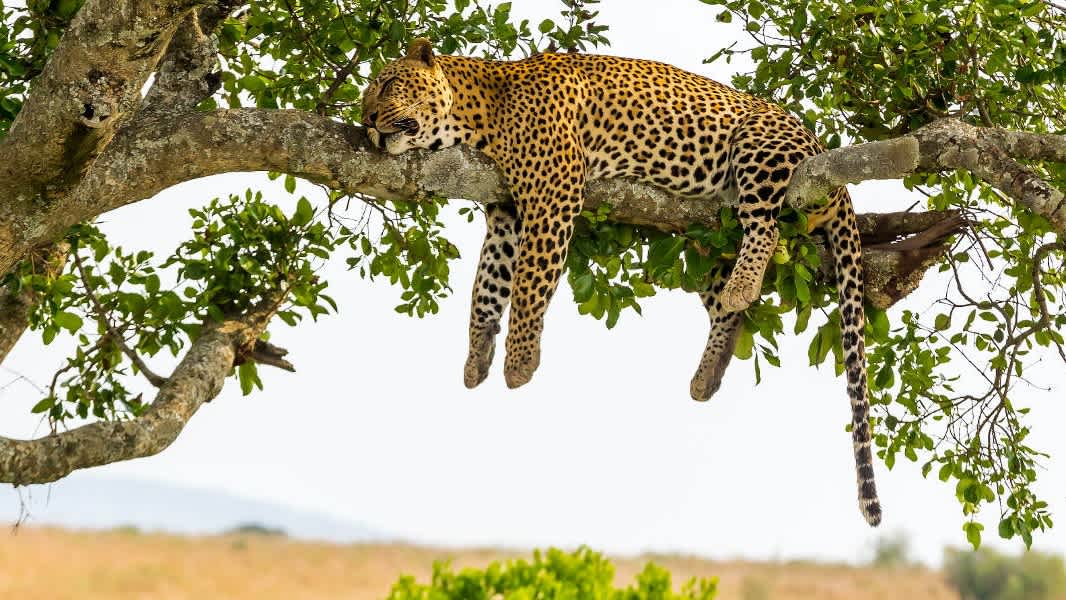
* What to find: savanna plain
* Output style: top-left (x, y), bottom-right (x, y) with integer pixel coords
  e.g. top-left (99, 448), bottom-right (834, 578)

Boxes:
top-left (0, 527), bottom-right (960, 600)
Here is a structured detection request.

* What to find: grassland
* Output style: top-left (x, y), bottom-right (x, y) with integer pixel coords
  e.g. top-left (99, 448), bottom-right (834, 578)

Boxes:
top-left (0, 527), bottom-right (959, 600)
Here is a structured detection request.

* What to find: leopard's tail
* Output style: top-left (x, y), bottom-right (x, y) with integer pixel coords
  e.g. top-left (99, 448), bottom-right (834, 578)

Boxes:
top-left (822, 187), bottom-right (882, 527)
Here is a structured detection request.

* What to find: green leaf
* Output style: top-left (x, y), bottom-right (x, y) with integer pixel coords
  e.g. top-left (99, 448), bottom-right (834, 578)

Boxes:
top-left (938, 463), bottom-right (953, 482)
top-left (571, 272), bottom-right (594, 302)
top-left (54, 311), bottom-right (83, 333)
top-left (31, 396), bottom-right (55, 414)
top-left (734, 324), bottom-right (754, 359)
top-left (998, 518), bottom-right (1015, 539)
top-left (238, 361), bottom-right (261, 396)
top-left (55, 0), bottom-right (84, 19)
top-left (238, 75), bottom-right (268, 92)
top-left (293, 197), bottom-right (314, 226)
top-left (964, 521), bottom-right (984, 549)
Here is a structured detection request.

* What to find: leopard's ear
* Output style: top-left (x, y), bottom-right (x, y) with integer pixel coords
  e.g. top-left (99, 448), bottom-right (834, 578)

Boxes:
top-left (406, 37), bottom-right (435, 67)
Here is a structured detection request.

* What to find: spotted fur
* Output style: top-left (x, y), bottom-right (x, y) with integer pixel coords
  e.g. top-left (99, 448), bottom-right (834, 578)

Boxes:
top-left (362, 39), bottom-right (881, 526)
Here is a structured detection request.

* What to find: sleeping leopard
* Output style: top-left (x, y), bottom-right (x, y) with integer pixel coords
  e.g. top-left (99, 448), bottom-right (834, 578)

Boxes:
top-left (362, 38), bottom-right (881, 526)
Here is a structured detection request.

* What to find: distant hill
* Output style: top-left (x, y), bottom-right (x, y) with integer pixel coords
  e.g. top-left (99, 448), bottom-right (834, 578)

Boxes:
top-left (0, 473), bottom-right (384, 543)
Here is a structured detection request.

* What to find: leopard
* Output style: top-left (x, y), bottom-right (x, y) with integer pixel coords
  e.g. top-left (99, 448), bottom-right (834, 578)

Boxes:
top-left (362, 38), bottom-right (882, 526)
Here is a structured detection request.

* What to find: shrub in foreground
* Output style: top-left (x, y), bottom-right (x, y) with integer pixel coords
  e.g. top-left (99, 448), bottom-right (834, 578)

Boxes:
top-left (385, 547), bottom-right (718, 600)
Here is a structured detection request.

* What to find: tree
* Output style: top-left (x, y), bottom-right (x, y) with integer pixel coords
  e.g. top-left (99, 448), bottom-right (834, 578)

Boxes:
top-left (0, 0), bottom-right (1061, 549)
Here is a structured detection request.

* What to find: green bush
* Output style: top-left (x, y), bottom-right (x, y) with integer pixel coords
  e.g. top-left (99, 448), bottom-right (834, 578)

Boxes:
top-left (384, 547), bottom-right (717, 600)
top-left (943, 546), bottom-right (1066, 600)
top-left (870, 532), bottom-right (911, 568)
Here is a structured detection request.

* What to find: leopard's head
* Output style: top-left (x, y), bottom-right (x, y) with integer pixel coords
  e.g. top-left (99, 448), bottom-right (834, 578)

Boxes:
top-left (361, 38), bottom-right (454, 155)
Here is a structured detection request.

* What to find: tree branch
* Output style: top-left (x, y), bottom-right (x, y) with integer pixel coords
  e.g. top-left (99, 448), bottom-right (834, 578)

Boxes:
top-left (787, 119), bottom-right (1066, 233)
top-left (0, 299), bottom-right (279, 485)
top-left (39, 109), bottom-right (968, 308)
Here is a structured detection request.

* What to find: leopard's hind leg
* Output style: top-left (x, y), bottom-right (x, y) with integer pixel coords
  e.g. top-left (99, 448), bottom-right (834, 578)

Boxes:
top-left (464, 204), bottom-right (520, 388)
top-left (690, 269), bottom-right (743, 401)
top-left (719, 110), bottom-right (815, 314)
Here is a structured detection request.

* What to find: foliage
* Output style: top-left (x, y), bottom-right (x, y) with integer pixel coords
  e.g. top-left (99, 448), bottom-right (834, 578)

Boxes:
top-left (385, 547), bottom-right (718, 600)
top-left (943, 546), bottom-right (1066, 600)
top-left (564, 203), bottom-right (854, 384)
top-left (210, 0), bottom-right (607, 121)
top-left (8, 191), bottom-right (338, 418)
top-left (696, 0), bottom-right (1066, 547)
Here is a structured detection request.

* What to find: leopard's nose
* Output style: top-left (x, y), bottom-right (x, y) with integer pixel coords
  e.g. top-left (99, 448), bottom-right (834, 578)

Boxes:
top-left (364, 111), bottom-right (378, 127)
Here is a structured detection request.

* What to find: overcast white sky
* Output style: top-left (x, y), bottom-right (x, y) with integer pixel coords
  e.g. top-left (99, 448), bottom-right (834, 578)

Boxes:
top-left (2, 0), bottom-right (1064, 567)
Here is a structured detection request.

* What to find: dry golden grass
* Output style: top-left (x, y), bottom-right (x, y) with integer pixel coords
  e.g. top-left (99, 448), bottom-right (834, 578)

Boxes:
top-left (0, 527), bottom-right (959, 600)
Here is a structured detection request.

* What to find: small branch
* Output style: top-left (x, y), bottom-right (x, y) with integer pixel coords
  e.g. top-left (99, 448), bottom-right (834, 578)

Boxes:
top-left (856, 210), bottom-right (964, 246)
top-left (314, 2), bottom-right (389, 116)
top-left (867, 211), bottom-right (967, 252)
top-left (72, 252), bottom-right (168, 388)
top-left (1004, 241), bottom-right (1066, 356)
top-left (244, 340), bottom-right (295, 372)
top-left (785, 136), bottom-right (921, 209)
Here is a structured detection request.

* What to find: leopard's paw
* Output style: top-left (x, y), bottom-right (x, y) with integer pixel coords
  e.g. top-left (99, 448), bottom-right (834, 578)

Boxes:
top-left (504, 350), bottom-right (540, 389)
top-left (464, 327), bottom-right (499, 389)
top-left (464, 349), bottom-right (494, 389)
top-left (719, 276), bottom-right (759, 314)
top-left (690, 369), bottom-right (724, 402)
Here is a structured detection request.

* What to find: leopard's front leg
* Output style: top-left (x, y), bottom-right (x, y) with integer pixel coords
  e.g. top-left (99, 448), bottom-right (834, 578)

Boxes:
top-left (500, 152), bottom-right (585, 389)
top-left (464, 204), bottom-right (520, 388)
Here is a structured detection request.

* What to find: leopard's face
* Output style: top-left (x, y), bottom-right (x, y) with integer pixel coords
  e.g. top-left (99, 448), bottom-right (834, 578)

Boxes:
top-left (362, 38), bottom-right (454, 155)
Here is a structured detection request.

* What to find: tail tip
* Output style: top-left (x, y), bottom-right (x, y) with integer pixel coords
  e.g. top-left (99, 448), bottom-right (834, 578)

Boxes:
top-left (862, 502), bottom-right (882, 527)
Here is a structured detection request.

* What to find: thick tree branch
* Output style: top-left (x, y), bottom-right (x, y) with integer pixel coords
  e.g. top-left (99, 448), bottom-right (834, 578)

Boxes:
top-left (0, 0), bottom-right (212, 274)
top-left (0, 300), bottom-right (278, 485)
top-left (787, 119), bottom-right (1066, 233)
top-left (41, 109), bottom-right (964, 307)
top-left (19, 113), bottom-right (1056, 315)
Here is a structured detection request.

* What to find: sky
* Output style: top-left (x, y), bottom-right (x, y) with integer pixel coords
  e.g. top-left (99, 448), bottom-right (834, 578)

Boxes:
top-left (2, 0), bottom-right (1065, 567)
